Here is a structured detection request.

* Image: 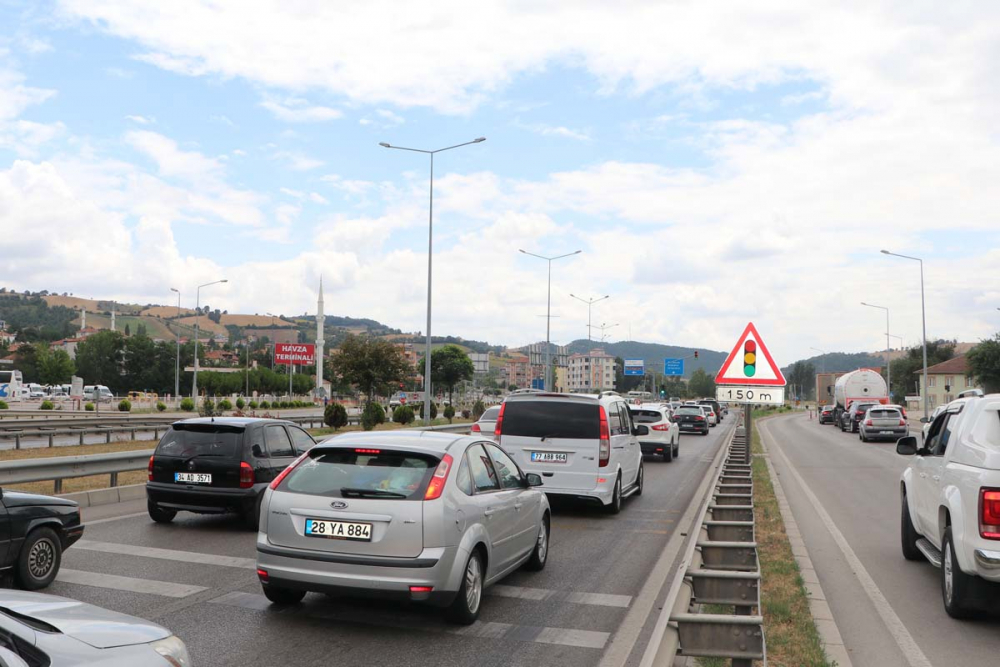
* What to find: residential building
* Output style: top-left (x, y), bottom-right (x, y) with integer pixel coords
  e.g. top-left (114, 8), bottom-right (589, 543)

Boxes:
top-left (50, 338), bottom-right (83, 360)
top-left (567, 348), bottom-right (617, 392)
top-left (505, 354), bottom-right (531, 389)
top-left (915, 355), bottom-right (982, 409)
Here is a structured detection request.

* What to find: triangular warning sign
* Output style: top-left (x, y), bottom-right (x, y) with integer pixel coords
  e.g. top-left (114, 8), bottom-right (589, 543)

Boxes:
top-left (715, 322), bottom-right (786, 386)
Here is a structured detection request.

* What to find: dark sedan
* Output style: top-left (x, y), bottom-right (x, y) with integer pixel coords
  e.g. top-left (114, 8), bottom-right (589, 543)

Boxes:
top-left (819, 405), bottom-right (835, 424)
top-left (673, 405), bottom-right (710, 435)
top-left (0, 488), bottom-right (84, 589)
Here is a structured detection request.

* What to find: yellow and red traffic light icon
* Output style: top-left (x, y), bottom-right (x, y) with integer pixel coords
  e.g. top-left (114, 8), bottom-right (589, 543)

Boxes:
top-left (743, 340), bottom-right (756, 377)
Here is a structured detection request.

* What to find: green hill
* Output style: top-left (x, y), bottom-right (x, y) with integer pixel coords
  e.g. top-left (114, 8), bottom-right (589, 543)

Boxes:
top-left (566, 340), bottom-right (727, 377)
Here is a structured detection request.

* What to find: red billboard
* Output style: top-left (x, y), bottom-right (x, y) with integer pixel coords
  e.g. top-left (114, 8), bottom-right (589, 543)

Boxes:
top-left (274, 343), bottom-right (315, 366)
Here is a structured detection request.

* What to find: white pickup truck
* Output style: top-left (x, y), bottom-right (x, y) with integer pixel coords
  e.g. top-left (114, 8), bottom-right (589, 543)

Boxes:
top-left (897, 394), bottom-right (1000, 617)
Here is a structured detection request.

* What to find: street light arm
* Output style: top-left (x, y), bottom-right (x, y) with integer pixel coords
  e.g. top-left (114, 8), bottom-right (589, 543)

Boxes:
top-left (381, 138), bottom-right (485, 155)
top-left (519, 249), bottom-right (548, 261)
top-left (881, 250), bottom-right (922, 264)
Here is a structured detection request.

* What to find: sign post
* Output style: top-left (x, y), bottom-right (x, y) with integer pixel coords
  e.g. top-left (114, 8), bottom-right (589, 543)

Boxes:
top-left (274, 344), bottom-right (315, 402)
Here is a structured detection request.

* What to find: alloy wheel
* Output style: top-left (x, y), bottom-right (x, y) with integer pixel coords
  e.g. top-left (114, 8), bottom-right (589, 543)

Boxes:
top-left (465, 555), bottom-right (483, 613)
top-left (28, 538), bottom-right (56, 580)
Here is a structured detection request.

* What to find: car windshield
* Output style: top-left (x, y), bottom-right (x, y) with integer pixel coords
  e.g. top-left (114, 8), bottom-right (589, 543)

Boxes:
top-left (869, 409), bottom-right (900, 419)
top-left (480, 407), bottom-right (500, 421)
top-left (500, 401), bottom-right (600, 439)
top-left (155, 424), bottom-right (244, 458)
top-left (630, 409), bottom-right (664, 424)
top-left (675, 407), bottom-right (702, 415)
top-left (279, 448), bottom-right (438, 500)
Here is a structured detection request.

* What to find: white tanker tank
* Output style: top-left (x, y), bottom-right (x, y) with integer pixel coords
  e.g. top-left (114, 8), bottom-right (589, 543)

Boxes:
top-left (833, 369), bottom-right (888, 416)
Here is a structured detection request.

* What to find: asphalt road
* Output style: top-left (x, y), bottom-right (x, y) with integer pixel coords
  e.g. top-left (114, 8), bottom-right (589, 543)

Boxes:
top-left (762, 412), bottom-right (1000, 667)
top-left (46, 421), bottom-right (735, 667)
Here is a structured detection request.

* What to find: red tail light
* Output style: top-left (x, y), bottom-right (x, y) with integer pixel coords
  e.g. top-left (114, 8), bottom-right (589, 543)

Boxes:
top-left (694, 416), bottom-right (705, 421)
top-left (239, 461), bottom-right (255, 489)
top-left (899, 418), bottom-right (907, 426)
top-left (865, 419), bottom-right (873, 427)
top-left (256, 568), bottom-right (269, 582)
top-left (980, 488), bottom-right (1000, 540)
top-left (494, 402), bottom-right (506, 443)
top-left (599, 406), bottom-right (610, 467)
top-left (147, 455), bottom-right (154, 482)
top-left (471, 423), bottom-right (481, 433)
top-left (424, 453), bottom-right (454, 500)
top-left (652, 423), bottom-right (670, 431)
top-left (409, 585), bottom-right (433, 593)
top-left (269, 452), bottom-right (309, 490)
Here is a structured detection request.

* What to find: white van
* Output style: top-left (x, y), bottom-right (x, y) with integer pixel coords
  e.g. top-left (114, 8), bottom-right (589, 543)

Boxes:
top-left (84, 385), bottom-right (114, 402)
top-left (494, 391), bottom-right (645, 513)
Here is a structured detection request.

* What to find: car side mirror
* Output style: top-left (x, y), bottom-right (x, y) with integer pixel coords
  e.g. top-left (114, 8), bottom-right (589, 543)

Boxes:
top-left (918, 417), bottom-right (929, 423)
top-left (896, 436), bottom-right (918, 456)
top-left (633, 425), bottom-right (649, 436)
top-left (526, 473), bottom-right (543, 487)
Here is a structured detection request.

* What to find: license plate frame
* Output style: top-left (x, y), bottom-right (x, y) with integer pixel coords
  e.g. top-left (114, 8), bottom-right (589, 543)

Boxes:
top-left (174, 472), bottom-right (212, 484)
top-left (531, 451), bottom-right (568, 464)
top-left (305, 518), bottom-right (373, 541)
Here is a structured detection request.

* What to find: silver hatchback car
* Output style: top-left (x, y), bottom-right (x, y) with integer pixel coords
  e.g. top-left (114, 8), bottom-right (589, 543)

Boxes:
top-left (256, 431), bottom-right (550, 624)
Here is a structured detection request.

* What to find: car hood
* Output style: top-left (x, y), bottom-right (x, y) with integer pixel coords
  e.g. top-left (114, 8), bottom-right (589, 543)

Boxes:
top-left (0, 590), bottom-right (170, 649)
top-left (0, 490), bottom-right (77, 509)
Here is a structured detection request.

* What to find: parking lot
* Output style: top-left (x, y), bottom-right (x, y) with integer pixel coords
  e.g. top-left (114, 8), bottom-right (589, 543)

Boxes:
top-left (45, 421), bottom-right (734, 667)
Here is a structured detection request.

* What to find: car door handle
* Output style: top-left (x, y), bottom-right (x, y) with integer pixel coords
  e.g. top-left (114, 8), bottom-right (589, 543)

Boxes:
top-left (932, 475), bottom-right (940, 482)
top-left (514, 502), bottom-right (523, 511)
top-left (484, 508), bottom-right (496, 517)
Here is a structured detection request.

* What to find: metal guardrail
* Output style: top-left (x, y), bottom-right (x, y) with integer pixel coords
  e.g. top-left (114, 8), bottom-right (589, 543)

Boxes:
top-left (640, 413), bottom-right (765, 667)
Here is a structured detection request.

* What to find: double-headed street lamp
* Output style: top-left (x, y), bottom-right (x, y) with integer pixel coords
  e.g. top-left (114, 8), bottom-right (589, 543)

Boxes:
top-left (596, 322), bottom-right (619, 342)
top-left (881, 250), bottom-right (928, 416)
top-left (170, 288), bottom-right (181, 402)
top-left (191, 279), bottom-right (227, 399)
top-left (569, 294), bottom-right (610, 341)
top-left (861, 301), bottom-right (892, 398)
top-left (520, 249), bottom-right (582, 391)
top-left (380, 137), bottom-right (485, 423)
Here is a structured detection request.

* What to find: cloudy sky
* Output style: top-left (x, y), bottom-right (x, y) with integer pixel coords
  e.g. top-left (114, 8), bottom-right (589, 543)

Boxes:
top-left (1, 1), bottom-right (999, 365)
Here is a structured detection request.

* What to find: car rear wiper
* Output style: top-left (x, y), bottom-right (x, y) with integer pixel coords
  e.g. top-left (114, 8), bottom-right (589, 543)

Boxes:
top-left (340, 488), bottom-right (408, 499)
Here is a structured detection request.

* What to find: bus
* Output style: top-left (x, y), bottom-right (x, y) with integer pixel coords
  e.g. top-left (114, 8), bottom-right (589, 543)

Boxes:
top-left (0, 369), bottom-right (24, 402)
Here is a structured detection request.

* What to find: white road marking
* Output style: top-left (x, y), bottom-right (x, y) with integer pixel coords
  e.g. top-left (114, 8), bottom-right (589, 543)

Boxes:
top-left (57, 568), bottom-right (207, 598)
top-left (74, 539), bottom-right (256, 569)
top-left (761, 419), bottom-right (934, 667)
top-left (491, 584), bottom-right (631, 608)
top-left (83, 511), bottom-right (149, 526)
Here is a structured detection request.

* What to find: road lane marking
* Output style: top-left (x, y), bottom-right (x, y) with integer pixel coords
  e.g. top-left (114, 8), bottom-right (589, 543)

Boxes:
top-left (761, 419), bottom-right (934, 667)
top-left (57, 568), bottom-right (207, 598)
top-left (490, 584), bottom-right (631, 608)
top-left (83, 511), bottom-right (149, 526)
top-left (74, 539), bottom-right (257, 569)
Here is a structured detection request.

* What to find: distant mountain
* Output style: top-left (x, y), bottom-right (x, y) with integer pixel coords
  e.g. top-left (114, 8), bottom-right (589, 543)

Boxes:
top-left (782, 351), bottom-right (886, 375)
top-left (566, 339), bottom-right (727, 377)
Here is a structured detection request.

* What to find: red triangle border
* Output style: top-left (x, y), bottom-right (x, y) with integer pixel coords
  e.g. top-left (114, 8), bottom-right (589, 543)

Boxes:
top-left (714, 322), bottom-right (787, 386)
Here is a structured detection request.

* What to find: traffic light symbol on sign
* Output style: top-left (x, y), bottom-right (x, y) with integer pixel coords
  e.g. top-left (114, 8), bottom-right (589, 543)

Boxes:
top-left (743, 340), bottom-right (757, 377)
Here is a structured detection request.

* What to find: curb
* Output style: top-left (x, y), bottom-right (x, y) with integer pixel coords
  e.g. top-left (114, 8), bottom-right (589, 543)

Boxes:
top-left (757, 416), bottom-right (853, 667)
top-left (61, 483), bottom-right (145, 508)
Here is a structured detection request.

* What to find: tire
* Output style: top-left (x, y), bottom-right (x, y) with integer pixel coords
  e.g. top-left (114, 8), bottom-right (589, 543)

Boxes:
top-left (244, 493), bottom-right (262, 531)
top-left (635, 462), bottom-right (644, 496)
top-left (900, 493), bottom-right (922, 561)
top-left (941, 527), bottom-right (979, 618)
top-left (860, 431), bottom-right (866, 442)
top-left (262, 583), bottom-right (306, 605)
top-left (523, 516), bottom-right (550, 571)
top-left (147, 499), bottom-right (176, 524)
top-left (447, 551), bottom-right (484, 625)
top-left (674, 440), bottom-right (680, 458)
top-left (15, 527), bottom-right (62, 590)
top-left (606, 475), bottom-right (622, 514)
top-left (663, 444), bottom-right (673, 462)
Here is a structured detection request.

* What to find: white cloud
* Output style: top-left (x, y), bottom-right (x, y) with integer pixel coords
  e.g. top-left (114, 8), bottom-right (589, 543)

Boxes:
top-left (271, 150), bottom-right (324, 171)
top-left (124, 114), bottom-right (154, 124)
top-left (260, 96), bottom-right (341, 122)
top-left (515, 120), bottom-right (591, 141)
top-left (309, 192), bottom-right (328, 205)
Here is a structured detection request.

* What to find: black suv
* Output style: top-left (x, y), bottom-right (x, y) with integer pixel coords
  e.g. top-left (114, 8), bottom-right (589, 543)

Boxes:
top-left (0, 488), bottom-right (84, 589)
top-left (840, 402), bottom-right (878, 433)
top-left (147, 418), bottom-right (316, 529)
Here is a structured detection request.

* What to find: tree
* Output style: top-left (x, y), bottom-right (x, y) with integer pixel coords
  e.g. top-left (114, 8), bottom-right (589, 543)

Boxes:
top-left (74, 331), bottom-right (125, 391)
top-left (967, 334), bottom-right (1000, 393)
top-left (786, 361), bottom-right (816, 400)
top-left (38, 348), bottom-right (75, 384)
top-left (324, 403), bottom-right (349, 430)
top-left (688, 368), bottom-right (715, 397)
top-left (429, 345), bottom-right (474, 405)
top-left (329, 334), bottom-right (410, 404)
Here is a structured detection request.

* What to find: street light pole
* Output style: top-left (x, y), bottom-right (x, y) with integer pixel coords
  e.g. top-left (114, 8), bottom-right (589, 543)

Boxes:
top-left (861, 301), bottom-right (892, 399)
top-left (520, 249), bottom-right (582, 391)
top-left (596, 322), bottom-right (619, 343)
top-left (381, 137), bottom-right (485, 423)
top-left (191, 279), bottom-right (227, 400)
top-left (170, 288), bottom-right (181, 404)
top-left (569, 294), bottom-right (610, 341)
top-left (881, 250), bottom-right (928, 416)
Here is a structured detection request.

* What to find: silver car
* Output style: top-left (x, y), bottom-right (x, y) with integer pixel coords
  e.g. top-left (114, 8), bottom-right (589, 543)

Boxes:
top-left (256, 431), bottom-right (550, 624)
top-left (0, 590), bottom-right (191, 666)
top-left (471, 405), bottom-right (500, 440)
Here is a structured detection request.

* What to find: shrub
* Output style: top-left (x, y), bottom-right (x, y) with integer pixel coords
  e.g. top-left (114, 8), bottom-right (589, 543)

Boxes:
top-left (84, 402), bottom-right (95, 411)
top-left (443, 404), bottom-right (455, 423)
top-left (180, 397), bottom-right (195, 412)
top-left (418, 401), bottom-right (439, 420)
top-left (249, 400), bottom-right (259, 409)
top-left (199, 399), bottom-right (217, 417)
top-left (361, 402), bottom-right (383, 431)
top-left (472, 399), bottom-right (486, 420)
top-left (259, 400), bottom-right (270, 409)
top-left (461, 409), bottom-right (471, 419)
top-left (0, 400), bottom-right (8, 410)
top-left (324, 402), bottom-right (349, 430)
top-left (236, 398), bottom-right (245, 410)
top-left (371, 402), bottom-right (386, 425)
top-left (40, 400), bottom-right (55, 410)
top-left (393, 405), bottom-right (415, 426)
top-left (118, 399), bottom-right (131, 412)
top-left (156, 401), bottom-right (167, 412)
top-left (218, 398), bottom-right (233, 411)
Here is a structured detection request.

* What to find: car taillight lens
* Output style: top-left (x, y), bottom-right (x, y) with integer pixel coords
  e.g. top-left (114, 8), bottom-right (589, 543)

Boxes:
top-left (256, 568), bottom-right (269, 582)
top-left (980, 488), bottom-right (1000, 540)
top-left (597, 406), bottom-right (611, 467)
top-left (865, 419), bottom-right (873, 426)
top-left (425, 454), bottom-right (454, 500)
top-left (652, 424), bottom-right (670, 431)
top-left (269, 452), bottom-right (309, 490)
top-left (494, 403), bottom-right (506, 443)
top-left (148, 455), bottom-right (154, 482)
top-left (239, 461), bottom-right (255, 489)
top-left (899, 419), bottom-right (907, 426)
top-left (471, 423), bottom-right (481, 433)
top-left (694, 416), bottom-right (704, 421)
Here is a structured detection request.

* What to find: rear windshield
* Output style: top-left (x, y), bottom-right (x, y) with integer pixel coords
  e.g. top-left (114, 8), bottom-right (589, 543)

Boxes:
top-left (675, 406), bottom-right (703, 415)
top-left (480, 407), bottom-right (500, 421)
top-left (501, 400), bottom-right (600, 439)
top-left (279, 447), bottom-right (439, 500)
top-left (869, 409), bottom-right (901, 419)
top-left (854, 404), bottom-right (877, 413)
top-left (630, 409), bottom-right (665, 424)
top-left (155, 424), bottom-right (244, 458)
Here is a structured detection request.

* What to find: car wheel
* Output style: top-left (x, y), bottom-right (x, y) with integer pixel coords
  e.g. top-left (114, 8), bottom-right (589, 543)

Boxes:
top-left (524, 516), bottom-right (550, 572)
top-left (900, 493), bottom-right (922, 561)
top-left (447, 551), bottom-right (484, 625)
top-left (674, 440), bottom-right (680, 458)
top-left (941, 527), bottom-right (978, 618)
top-left (635, 462), bottom-right (644, 496)
top-left (147, 500), bottom-right (176, 524)
top-left (15, 527), bottom-right (62, 590)
top-left (606, 475), bottom-right (623, 515)
top-left (859, 431), bottom-right (866, 442)
top-left (244, 493), bottom-right (262, 531)
top-left (262, 583), bottom-right (306, 605)
top-left (663, 443), bottom-right (673, 462)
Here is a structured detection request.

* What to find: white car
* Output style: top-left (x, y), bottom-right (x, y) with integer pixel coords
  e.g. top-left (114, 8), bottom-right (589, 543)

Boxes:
top-left (628, 405), bottom-right (680, 462)
top-left (897, 394), bottom-right (1000, 617)
top-left (495, 391), bottom-right (645, 513)
top-left (470, 405), bottom-right (501, 441)
top-left (921, 404), bottom-right (947, 441)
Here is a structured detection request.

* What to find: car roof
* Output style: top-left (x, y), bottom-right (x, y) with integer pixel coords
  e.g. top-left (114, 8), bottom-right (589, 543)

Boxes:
top-left (314, 429), bottom-right (470, 455)
top-left (503, 392), bottom-right (609, 404)
top-left (172, 417), bottom-right (291, 426)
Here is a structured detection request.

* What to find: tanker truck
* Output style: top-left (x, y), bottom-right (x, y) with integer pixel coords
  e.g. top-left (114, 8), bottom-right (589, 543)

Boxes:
top-left (833, 368), bottom-right (888, 425)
